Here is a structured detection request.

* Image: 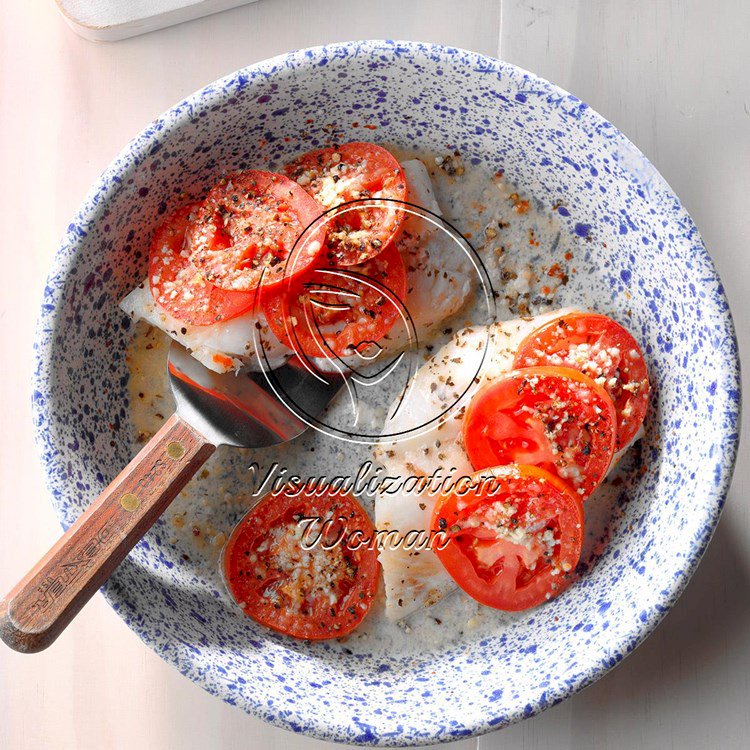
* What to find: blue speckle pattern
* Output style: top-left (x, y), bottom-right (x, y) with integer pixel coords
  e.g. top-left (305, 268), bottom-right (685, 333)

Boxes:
top-left (31, 41), bottom-right (741, 746)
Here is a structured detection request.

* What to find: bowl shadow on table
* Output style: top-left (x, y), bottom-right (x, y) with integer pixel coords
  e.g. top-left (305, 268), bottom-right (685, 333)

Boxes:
top-left (584, 500), bottom-right (750, 688)
top-left (482, 494), bottom-right (750, 746)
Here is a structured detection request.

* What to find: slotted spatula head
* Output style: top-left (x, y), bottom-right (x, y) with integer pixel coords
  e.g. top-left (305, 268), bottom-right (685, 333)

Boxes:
top-left (167, 342), bottom-right (344, 448)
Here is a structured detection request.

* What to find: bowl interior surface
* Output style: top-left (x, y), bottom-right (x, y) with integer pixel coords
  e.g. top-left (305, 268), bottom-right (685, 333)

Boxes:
top-left (33, 41), bottom-right (740, 745)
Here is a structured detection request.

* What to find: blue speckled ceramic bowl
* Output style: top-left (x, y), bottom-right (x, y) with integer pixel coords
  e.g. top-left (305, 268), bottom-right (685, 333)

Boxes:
top-left (33, 41), bottom-right (741, 745)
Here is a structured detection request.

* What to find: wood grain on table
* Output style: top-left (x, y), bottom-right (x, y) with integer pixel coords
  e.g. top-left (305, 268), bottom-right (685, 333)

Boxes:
top-left (0, 1), bottom-right (747, 748)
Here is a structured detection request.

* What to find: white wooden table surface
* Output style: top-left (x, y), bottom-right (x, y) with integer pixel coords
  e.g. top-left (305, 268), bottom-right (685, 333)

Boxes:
top-left (1, 1), bottom-right (748, 748)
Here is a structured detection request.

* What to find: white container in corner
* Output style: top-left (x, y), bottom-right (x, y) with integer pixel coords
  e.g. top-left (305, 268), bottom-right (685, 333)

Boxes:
top-left (55, 0), bottom-right (260, 42)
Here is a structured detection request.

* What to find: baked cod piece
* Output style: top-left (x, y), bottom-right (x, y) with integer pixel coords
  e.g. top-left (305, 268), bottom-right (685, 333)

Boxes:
top-left (120, 159), bottom-right (474, 374)
top-left (374, 309), bottom-right (579, 620)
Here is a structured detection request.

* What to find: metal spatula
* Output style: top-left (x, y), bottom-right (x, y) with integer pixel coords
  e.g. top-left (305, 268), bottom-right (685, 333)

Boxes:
top-left (0, 343), bottom-right (343, 653)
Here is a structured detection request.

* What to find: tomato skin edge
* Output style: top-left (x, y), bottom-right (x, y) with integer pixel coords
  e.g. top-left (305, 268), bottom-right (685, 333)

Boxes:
top-left (513, 311), bottom-right (650, 449)
top-left (186, 170), bottom-right (328, 294)
top-left (462, 366), bottom-right (618, 499)
top-left (221, 487), bottom-right (379, 641)
top-left (284, 142), bottom-right (408, 266)
top-left (260, 241), bottom-right (408, 359)
top-left (148, 203), bottom-right (258, 326)
top-left (431, 465), bottom-right (584, 612)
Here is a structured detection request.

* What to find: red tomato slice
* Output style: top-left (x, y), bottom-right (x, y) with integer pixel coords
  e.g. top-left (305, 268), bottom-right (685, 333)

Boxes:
top-left (463, 366), bottom-right (617, 498)
top-left (284, 142), bottom-right (407, 266)
top-left (261, 242), bottom-right (407, 359)
top-left (514, 312), bottom-right (650, 448)
top-left (148, 203), bottom-right (256, 326)
top-left (432, 465), bottom-right (584, 611)
top-left (222, 484), bottom-right (379, 641)
top-left (187, 170), bottom-right (325, 293)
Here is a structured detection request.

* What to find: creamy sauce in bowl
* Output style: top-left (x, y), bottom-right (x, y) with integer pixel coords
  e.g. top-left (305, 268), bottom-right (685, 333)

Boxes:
top-left (124, 151), bottom-right (642, 655)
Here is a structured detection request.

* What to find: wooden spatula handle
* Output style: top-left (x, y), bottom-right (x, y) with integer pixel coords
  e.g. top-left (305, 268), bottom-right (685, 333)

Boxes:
top-left (0, 413), bottom-right (215, 653)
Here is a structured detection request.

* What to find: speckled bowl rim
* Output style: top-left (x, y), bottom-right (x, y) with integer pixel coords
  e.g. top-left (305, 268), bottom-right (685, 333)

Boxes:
top-left (32, 40), bottom-right (741, 746)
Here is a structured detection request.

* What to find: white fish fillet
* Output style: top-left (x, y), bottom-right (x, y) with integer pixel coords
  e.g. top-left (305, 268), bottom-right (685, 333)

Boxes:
top-left (313, 159), bottom-right (474, 372)
top-left (400, 158), bottom-right (442, 240)
top-left (373, 307), bottom-right (641, 620)
top-left (383, 159), bottom-right (474, 351)
top-left (120, 159), bottom-right (470, 375)
top-left (119, 283), bottom-right (289, 374)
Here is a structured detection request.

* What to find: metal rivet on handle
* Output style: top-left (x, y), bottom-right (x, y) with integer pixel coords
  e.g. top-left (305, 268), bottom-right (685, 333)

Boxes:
top-left (166, 441), bottom-right (185, 460)
top-left (120, 493), bottom-right (140, 512)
